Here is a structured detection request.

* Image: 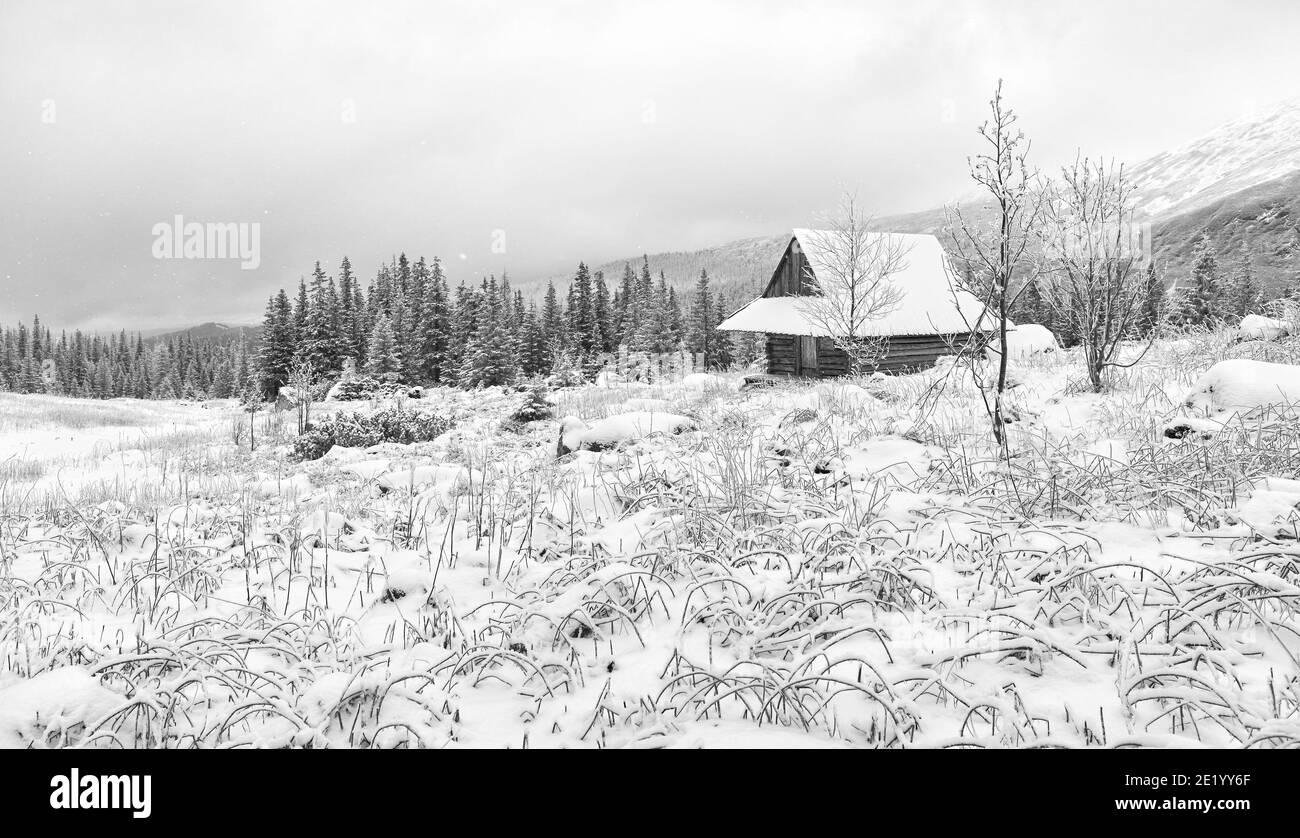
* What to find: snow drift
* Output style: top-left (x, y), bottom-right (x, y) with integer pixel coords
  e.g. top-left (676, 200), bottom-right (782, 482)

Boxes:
top-left (557, 412), bottom-right (697, 456)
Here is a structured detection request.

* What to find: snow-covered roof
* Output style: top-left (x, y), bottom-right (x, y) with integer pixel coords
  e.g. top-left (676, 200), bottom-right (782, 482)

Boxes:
top-left (718, 230), bottom-right (990, 337)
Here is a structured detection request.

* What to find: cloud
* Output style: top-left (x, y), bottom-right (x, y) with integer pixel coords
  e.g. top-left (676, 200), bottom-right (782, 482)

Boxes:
top-left (2, 0), bottom-right (1298, 330)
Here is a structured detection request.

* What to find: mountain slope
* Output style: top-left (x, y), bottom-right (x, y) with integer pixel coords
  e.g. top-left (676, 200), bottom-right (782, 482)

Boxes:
top-left (1129, 100), bottom-right (1300, 219)
top-left (524, 234), bottom-right (789, 305)
top-left (1151, 169), bottom-right (1300, 289)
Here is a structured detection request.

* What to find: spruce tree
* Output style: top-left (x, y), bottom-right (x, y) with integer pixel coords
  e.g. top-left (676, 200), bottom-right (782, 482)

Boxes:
top-left (1140, 260), bottom-right (1166, 336)
top-left (1178, 235), bottom-right (1221, 326)
top-left (1224, 248), bottom-right (1262, 320)
top-left (363, 313), bottom-right (403, 383)
top-left (459, 277), bottom-right (519, 387)
top-left (687, 268), bottom-right (714, 367)
top-left (257, 289), bottom-right (297, 398)
top-left (299, 261), bottom-right (344, 377)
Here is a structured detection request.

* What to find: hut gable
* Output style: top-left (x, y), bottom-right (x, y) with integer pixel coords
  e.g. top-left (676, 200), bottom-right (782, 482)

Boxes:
top-left (760, 237), bottom-right (817, 298)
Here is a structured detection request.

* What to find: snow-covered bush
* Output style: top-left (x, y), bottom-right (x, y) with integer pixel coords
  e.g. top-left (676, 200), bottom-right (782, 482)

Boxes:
top-left (327, 375), bottom-right (382, 401)
top-left (510, 385), bottom-right (554, 424)
top-left (293, 407), bottom-right (454, 460)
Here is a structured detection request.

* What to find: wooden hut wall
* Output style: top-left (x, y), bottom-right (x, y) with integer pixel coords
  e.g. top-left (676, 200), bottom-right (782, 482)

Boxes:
top-left (764, 332), bottom-right (971, 377)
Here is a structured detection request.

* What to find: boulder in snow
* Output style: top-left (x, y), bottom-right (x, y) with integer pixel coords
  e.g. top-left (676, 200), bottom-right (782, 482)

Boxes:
top-left (1237, 314), bottom-right (1291, 342)
top-left (681, 372), bottom-right (723, 390)
top-left (275, 386), bottom-right (304, 411)
top-left (1182, 359), bottom-right (1300, 416)
top-left (984, 323), bottom-right (1059, 361)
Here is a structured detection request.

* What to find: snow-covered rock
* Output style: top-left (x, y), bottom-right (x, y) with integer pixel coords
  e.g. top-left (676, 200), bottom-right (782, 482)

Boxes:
top-left (557, 412), bottom-right (697, 456)
top-left (681, 372), bottom-right (723, 390)
top-left (1238, 314), bottom-right (1291, 342)
top-left (376, 464), bottom-right (479, 494)
top-left (275, 386), bottom-right (305, 410)
top-left (1182, 359), bottom-right (1300, 415)
top-left (1163, 415), bottom-right (1222, 441)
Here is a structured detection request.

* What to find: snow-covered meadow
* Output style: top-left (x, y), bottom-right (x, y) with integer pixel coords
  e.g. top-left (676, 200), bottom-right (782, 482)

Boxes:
top-left (2, 331), bottom-right (1299, 749)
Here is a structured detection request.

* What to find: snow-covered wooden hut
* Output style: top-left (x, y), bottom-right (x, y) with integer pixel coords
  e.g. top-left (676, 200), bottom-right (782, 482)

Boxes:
top-left (717, 229), bottom-right (988, 377)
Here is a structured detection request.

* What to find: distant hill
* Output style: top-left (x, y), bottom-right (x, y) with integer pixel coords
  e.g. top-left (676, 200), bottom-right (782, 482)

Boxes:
top-left (145, 321), bottom-right (262, 345)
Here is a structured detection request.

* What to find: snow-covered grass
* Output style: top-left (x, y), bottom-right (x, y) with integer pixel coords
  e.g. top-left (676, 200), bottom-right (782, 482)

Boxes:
top-left (1, 333), bottom-right (1299, 748)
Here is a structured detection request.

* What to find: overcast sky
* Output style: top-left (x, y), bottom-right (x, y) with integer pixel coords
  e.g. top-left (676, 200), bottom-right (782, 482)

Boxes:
top-left (3, 0), bottom-right (1298, 331)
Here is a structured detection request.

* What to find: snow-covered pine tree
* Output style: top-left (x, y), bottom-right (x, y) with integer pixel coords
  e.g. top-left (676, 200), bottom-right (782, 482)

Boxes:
top-left (293, 277), bottom-right (310, 341)
top-left (1177, 235), bottom-right (1221, 326)
top-left (337, 256), bottom-right (358, 366)
top-left (519, 301), bottom-right (548, 376)
top-left (1223, 247), bottom-right (1262, 320)
top-left (713, 289), bottom-right (734, 370)
top-left (459, 276), bottom-right (519, 387)
top-left (363, 312), bottom-right (403, 383)
top-left (541, 281), bottom-right (566, 360)
top-left (615, 262), bottom-right (637, 346)
top-left (258, 289), bottom-right (297, 398)
top-left (687, 268), bottom-right (714, 367)
top-left (419, 260), bottom-right (451, 382)
top-left (667, 284), bottom-right (685, 348)
top-left (299, 261), bottom-right (344, 378)
top-left (1139, 260), bottom-right (1166, 336)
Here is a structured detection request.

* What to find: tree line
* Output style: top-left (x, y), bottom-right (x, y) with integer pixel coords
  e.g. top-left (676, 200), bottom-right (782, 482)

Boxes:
top-left (256, 253), bottom-right (763, 398)
top-left (0, 253), bottom-right (765, 401)
top-left (0, 315), bottom-right (253, 399)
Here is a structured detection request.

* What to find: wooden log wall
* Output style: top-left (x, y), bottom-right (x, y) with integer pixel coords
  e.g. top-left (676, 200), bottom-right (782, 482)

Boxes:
top-left (764, 332), bottom-right (973, 377)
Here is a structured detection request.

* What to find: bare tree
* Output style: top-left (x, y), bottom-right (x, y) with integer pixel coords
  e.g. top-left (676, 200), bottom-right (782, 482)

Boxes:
top-left (945, 81), bottom-right (1044, 448)
top-left (799, 193), bottom-right (910, 375)
top-left (287, 361), bottom-right (315, 435)
top-left (1039, 156), bottom-right (1150, 392)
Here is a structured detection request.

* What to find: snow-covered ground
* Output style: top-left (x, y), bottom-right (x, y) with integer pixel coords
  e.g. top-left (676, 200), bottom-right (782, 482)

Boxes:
top-left (2, 333), bottom-right (1299, 749)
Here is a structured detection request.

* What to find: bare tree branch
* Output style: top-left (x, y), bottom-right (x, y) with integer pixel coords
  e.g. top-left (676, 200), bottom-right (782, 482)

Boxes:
top-left (799, 192), bottom-right (912, 375)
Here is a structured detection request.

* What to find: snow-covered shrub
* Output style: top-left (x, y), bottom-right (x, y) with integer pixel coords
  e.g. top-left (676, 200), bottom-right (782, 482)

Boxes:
top-left (328, 375), bottom-right (381, 401)
top-left (292, 407), bottom-right (454, 460)
top-left (510, 386), bottom-right (554, 424)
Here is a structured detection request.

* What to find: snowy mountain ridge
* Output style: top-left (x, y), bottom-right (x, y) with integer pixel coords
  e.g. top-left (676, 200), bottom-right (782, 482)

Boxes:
top-left (1128, 97), bottom-right (1300, 218)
